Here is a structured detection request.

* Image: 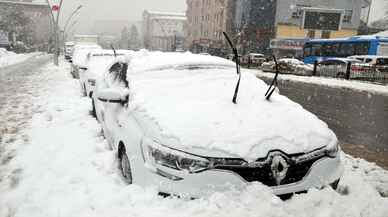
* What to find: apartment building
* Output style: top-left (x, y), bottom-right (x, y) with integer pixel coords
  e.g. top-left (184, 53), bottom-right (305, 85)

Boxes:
top-left (142, 10), bottom-right (186, 51)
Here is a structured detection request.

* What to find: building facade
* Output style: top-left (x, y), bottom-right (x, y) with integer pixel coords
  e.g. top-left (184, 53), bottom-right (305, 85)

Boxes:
top-left (142, 10), bottom-right (186, 51)
top-left (185, 0), bottom-right (236, 55)
top-left (186, 0), bottom-right (367, 58)
top-left (0, 0), bottom-right (51, 51)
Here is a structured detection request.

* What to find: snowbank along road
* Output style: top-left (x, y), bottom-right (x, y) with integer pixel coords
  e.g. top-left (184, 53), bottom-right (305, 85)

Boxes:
top-left (0, 60), bottom-right (388, 217)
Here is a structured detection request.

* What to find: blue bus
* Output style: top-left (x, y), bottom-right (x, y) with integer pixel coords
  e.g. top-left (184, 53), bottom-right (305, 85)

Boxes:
top-left (303, 36), bottom-right (388, 64)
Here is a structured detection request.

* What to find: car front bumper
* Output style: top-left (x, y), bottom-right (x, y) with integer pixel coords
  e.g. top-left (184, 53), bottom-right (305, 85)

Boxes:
top-left (150, 153), bottom-right (343, 198)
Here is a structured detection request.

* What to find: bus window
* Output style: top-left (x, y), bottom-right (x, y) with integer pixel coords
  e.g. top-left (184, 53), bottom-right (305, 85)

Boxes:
top-left (312, 44), bottom-right (321, 56)
top-left (339, 43), bottom-right (355, 57)
top-left (322, 43), bottom-right (340, 57)
top-left (354, 42), bottom-right (370, 55)
top-left (303, 44), bottom-right (312, 57)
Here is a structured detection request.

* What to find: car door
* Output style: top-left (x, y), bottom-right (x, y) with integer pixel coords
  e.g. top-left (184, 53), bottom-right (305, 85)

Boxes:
top-left (99, 62), bottom-right (129, 148)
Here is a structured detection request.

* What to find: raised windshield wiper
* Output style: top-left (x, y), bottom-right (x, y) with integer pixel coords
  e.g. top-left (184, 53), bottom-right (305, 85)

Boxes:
top-left (264, 55), bottom-right (279, 101)
top-left (223, 32), bottom-right (241, 104)
top-left (110, 44), bottom-right (117, 57)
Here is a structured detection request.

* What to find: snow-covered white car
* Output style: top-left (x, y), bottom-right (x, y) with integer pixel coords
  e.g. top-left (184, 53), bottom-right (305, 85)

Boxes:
top-left (70, 44), bottom-right (102, 78)
top-left (262, 58), bottom-right (313, 76)
top-left (79, 50), bottom-right (133, 99)
top-left (93, 51), bottom-right (343, 198)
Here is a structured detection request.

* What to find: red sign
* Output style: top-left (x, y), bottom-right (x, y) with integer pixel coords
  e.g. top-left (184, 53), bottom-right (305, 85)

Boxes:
top-left (52, 5), bottom-right (60, 11)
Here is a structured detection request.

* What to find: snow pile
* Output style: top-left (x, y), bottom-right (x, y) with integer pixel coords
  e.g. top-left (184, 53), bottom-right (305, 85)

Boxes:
top-left (0, 48), bottom-right (38, 68)
top-left (0, 60), bottom-right (387, 217)
top-left (126, 52), bottom-right (335, 160)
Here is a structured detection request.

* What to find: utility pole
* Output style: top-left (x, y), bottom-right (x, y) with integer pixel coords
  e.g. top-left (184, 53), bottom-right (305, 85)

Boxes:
top-left (46, 0), bottom-right (63, 66)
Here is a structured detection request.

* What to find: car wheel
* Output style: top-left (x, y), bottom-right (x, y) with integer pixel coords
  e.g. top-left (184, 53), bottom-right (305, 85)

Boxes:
top-left (118, 144), bottom-right (132, 184)
top-left (82, 84), bottom-right (87, 97)
top-left (336, 72), bottom-right (346, 78)
top-left (91, 99), bottom-right (97, 118)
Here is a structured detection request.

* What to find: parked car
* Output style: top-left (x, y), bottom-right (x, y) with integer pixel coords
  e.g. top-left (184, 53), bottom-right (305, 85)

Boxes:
top-left (349, 55), bottom-right (388, 73)
top-left (242, 53), bottom-right (266, 67)
top-left (71, 44), bottom-right (102, 78)
top-left (262, 58), bottom-right (313, 76)
top-left (92, 51), bottom-right (343, 198)
top-left (64, 41), bottom-right (75, 61)
top-left (79, 49), bottom-right (133, 100)
top-left (317, 58), bottom-right (362, 78)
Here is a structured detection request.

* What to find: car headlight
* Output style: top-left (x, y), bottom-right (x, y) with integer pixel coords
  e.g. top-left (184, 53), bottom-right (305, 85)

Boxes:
top-left (142, 139), bottom-right (210, 173)
top-left (88, 79), bottom-right (96, 86)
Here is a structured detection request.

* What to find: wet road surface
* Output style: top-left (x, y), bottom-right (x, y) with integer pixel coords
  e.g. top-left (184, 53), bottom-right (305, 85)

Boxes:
top-left (258, 75), bottom-right (388, 169)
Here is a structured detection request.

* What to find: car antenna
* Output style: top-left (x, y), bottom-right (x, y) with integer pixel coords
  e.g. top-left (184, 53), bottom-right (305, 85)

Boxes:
top-left (223, 32), bottom-right (241, 104)
top-left (110, 44), bottom-right (117, 57)
top-left (264, 55), bottom-right (279, 101)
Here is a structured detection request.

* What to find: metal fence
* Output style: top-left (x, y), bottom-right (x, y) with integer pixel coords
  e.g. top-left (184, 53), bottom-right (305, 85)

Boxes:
top-left (258, 62), bottom-right (388, 85)
top-left (314, 62), bottom-right (388, 84)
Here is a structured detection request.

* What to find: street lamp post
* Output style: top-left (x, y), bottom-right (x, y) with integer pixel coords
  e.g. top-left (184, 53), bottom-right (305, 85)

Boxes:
top-left (45, 0), bottom-right (63, 66)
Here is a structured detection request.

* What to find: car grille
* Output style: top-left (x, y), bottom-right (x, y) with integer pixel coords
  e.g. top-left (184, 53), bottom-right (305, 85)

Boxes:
top-left (213, 156), bottom-right (319, 186)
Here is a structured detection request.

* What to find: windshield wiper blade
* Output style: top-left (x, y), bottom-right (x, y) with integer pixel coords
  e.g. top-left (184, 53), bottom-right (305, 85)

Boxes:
top-left (223, 32), bottom-right (241, 104)
top-left (265, 55), bottom-right (279, 100)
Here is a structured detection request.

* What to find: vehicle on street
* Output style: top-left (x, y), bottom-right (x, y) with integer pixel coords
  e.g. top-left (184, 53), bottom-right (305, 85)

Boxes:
top-left (93, 51), bottom-right (343, 198)
top-left (0, 30), bottom-right (10, 50)
top-left (303, 35), bottom-right (388, 64)
top-left (71, 44), bottom-right (102, 78)
top-left (79, 49), bottom-right (133, 103)
top-left (64, 41), bottom-right (75, 61)
top-left (348, 55), bottom-right (388, 73)
top-left (242, 53), bottom-right (266, 67)
top-left (262, 58), bottom-right (313, 76)
top-left (317, 58), bottom-right (362, 78)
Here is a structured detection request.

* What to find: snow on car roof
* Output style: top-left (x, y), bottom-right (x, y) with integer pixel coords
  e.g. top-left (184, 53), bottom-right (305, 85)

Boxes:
top-left (126, 52), bottom-right (337, 161)
top-left (129, 50), bottom-right (235, 72)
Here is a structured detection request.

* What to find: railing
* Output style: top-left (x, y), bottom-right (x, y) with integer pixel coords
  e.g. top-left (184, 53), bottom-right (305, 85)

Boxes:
top-left (258, 61), bottom-right (388, 85)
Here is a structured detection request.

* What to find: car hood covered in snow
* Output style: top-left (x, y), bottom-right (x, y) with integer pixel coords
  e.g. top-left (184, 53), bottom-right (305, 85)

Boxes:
top-left (126, 51), bottom-right (337, 162)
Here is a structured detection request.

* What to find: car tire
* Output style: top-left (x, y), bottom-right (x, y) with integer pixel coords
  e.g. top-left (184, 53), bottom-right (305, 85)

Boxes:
top-left (82, 84), bottom-right (87, 97)
top-left (91, 99), bottom-right (97, 118)
top-left (118, 144), bottom-right (132, 184)
top-left (336, 72), bottom-right (346, 78)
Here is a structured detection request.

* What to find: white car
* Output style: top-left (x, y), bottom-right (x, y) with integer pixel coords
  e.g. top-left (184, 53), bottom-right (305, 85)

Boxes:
top-left (93, 52), bottom-right (343, 198)
top-left (79, 50), bottom-right (133, 98)
top-left (71, 44), bottom-right (102, 78)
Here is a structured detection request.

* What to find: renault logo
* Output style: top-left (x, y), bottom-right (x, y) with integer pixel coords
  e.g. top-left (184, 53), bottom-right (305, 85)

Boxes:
top-left (271, 155), bottom-right (289, 185)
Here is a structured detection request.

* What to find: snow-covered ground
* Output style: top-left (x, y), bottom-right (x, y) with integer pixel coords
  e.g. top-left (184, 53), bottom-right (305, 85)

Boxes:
top-left (0, 61), bottom-right (388, 217)
top-left (0, 48), bottom-right (40, 69)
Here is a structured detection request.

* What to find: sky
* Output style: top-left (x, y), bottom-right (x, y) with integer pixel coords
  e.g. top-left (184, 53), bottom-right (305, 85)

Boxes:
top-left (35, 0), bottom-right (387, 35)
top-left (36, 0), bottom-right (187, 34)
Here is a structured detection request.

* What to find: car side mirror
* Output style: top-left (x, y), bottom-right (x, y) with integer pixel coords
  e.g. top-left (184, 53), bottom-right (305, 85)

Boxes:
top-left (97, 88), bottom-right (129, 104)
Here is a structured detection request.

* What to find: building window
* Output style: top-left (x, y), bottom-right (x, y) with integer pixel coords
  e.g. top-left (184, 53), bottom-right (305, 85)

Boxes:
top-left (321, 30), bottom-right (331, 39)
top-left (343, 10), bottom-right (353, 23)
top-left (292, 4), bottom-right (311, 19)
